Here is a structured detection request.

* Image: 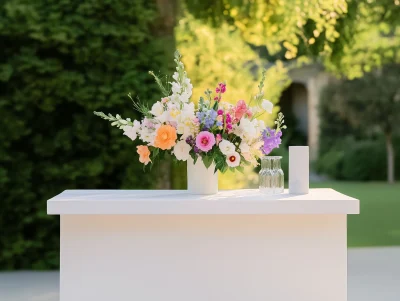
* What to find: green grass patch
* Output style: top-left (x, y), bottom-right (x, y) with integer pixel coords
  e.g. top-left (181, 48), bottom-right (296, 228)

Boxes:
top-left (310, 182), bottom-right (400, 248)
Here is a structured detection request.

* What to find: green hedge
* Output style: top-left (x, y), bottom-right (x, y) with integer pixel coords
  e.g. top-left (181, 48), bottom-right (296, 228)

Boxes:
top-left (0, 0), bottom-right (174, 269)
top-left (318, 78), bottom-right (400, 181)
top-left (316, 138), bottom-right (400, 181)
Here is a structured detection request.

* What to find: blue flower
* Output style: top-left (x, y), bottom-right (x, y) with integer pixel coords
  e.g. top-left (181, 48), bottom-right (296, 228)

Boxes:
top-left (197, 109), bottom-right (218, 129)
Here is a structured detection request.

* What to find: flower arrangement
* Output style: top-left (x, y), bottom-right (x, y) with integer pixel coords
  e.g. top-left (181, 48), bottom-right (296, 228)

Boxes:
top-left (94, 50), bottom-right (286, 173)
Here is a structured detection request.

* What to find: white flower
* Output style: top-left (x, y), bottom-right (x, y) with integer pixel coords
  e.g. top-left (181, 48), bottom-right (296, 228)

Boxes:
top-left (122, 126), bottom-right (137, 141)
top-left (239, 141), bottom-right (250, 153)
top-left (139, 127), bottom-right (156, 144)
top-left (261, 99), bottom-right (273, 114)
top-left (237, 118), bottom-right (257, 140)
top-left (181, 103), bottom-right (195, 118)
top-left (178, 90), bottom-right (191, 103)
top-left (150, 101), bottom-right (164, 117)
top-left (232, 124), bottom-right (245, 138)
top-left (184, 80), bottom-right (193, 95)
top-left (171, 82), bottom-right (181, 94)
top-left (256, 119), bottom-right (265, 131)
top-left (177, 119), bottom-right (193, 139)
top-left (169, 108), bottom-right (181, 122)
top-left (133, 120), bottom-right (141, 130)
top-left (251, 140), bottom-right (264, 151)
top-left (183, 77), bottom-right (191, 87)
top-left (155, 111), bottom-right (170, 123)
top-left (219, 140), bottom-right (236, 155)
top-left (172, 72), bottom-right (179, 81)
top-left (173, 140), bottom-right (191, 161)
top-left (226, 152), bottom-right (241, 167)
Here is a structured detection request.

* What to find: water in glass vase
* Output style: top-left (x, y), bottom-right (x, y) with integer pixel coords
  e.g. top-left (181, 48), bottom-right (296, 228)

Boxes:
top-left (259, 156), bottom-right (284, 194)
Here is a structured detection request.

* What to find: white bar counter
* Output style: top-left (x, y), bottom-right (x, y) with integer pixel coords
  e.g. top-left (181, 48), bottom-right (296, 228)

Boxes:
top-left (47, 189), bottom-right (359, 301)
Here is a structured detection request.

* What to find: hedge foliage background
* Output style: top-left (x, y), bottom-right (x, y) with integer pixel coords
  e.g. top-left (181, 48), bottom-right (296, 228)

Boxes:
top-left (0, 0), bottom-right (174, 269)
top-left (317, 78), bottom-right (400, 182)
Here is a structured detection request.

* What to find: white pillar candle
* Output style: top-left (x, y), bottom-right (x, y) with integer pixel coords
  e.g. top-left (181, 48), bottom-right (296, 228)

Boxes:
top-left (289, 146), bottom-right (309, 194)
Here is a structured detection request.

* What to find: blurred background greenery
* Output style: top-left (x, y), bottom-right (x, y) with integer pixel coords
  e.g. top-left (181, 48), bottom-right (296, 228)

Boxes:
top-left (0, 0), bottom-right (399, 270)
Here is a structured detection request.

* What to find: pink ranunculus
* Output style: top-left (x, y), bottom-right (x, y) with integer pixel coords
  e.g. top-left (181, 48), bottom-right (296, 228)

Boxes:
top-left (234, 100), bottom-right (247, 120)
top-left (217, 109), bottom-right (224, 115)
top-left (195, 131), bottom-right (216, 152)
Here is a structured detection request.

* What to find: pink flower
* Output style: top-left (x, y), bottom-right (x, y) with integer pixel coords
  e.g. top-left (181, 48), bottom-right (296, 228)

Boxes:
top-left (168, 121), bottom-right (178, 128)
top-left (216, 134), bottom-right (222, 145)
top-left (245, 109), bottom-right (253, 118)
top-left (142, 118), bottom-right (154, 128)
top-left (217, 109), bottom-right (224, 115)
top-left (216, 83), bottom-right (226, 94)
top-left (214, 96), bottom-right (220, 101)
top-left (234, 100), bottom-right (247, 120)
top-left (224, 113), bottom-right (233, 133)
top-left (195, 131), bottom-right (216, 152)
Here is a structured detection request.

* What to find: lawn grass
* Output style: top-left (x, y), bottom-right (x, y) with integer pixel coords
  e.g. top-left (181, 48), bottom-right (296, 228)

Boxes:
top-left (310, 182), bottom-right (400, 248)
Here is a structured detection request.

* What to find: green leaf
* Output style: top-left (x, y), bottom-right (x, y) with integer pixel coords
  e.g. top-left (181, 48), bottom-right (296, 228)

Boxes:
top-left (152, 147), bottom-right (159, 158)
top-left (221, 166), bottom-right (228, 173)
top-left (212, 101), bottom-right (219, 110)
top-left (236, 165), bottom-right (244, 174)
top-left (202, 155), bottom-right (213, 169)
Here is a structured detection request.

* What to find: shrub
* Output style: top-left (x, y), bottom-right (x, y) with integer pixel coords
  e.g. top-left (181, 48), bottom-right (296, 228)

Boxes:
top-left (317, 138), bottom-right (400, 181)
top-left (0, 0), bottom-right (173, 269)
top-left (316, 149), bottom-right (345, 180)
top-left (341, 140), bottom-right (387, 181)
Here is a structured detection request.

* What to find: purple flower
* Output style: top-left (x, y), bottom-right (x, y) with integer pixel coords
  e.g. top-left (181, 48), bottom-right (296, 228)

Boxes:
top-left (186, 135), bottom-right (195, 146)
top-left (261, 128), bottom-right (282, 155)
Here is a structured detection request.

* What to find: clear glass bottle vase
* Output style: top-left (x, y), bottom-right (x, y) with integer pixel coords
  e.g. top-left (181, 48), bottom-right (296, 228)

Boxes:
top-left (259, 156), bottom-right (284, 194)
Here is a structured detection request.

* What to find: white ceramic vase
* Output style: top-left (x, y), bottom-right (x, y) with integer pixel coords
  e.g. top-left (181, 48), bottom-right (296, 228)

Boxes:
top-left (187, 157), bottom-right (218, 195)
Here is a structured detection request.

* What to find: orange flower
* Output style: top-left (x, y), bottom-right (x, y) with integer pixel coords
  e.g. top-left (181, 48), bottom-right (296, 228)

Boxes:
top-left (154, 124), bottom-right (177, 150)
top-left (137, 145), bottom-right (151, 165)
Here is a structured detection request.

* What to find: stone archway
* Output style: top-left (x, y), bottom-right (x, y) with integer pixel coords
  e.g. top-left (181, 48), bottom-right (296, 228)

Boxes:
top-left (279, 83), bottom-right (309, 145)
top-left (284, 63), bottom-right (333, 160)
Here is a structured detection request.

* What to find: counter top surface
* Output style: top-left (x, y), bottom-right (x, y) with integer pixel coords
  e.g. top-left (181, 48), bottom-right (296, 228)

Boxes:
top-left (47, 189), bottom-right (359, 215)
